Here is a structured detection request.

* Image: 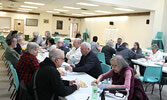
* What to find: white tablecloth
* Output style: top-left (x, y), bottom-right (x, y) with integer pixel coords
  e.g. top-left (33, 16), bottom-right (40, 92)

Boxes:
top-left (131, 59), bottom-right (167, 73)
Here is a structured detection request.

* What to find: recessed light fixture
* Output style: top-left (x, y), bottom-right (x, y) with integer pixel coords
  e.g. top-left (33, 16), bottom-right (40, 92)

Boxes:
top-left (17, 10), bottom-right (30, 12)
top-left (82, 12), bottom-right (95, 15)
top-left (64, 6), bottom-right (80, 10)
top-left (24, 2), bottom-right (45, 6)
top-left (95, 10), bottom-right (112, 14)
top-left (18, 8), bottom-right (32, 11)
top-left (0, 12), bottom-right (6, 15)
top-left (46, 11), bottom-right (60, 14)
top-left (77, 2), bottom-right (99, 7)
top-left (72, 13), bottom-right (84, 16)
top-left (115, 8), bottom-right (134, 12)
top-left (21, 5), bottom-right (38, 9)
top-left (54, 9), bottom-right (68, 12)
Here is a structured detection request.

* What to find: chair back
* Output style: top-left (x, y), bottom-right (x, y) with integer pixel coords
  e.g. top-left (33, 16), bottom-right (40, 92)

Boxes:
top-left (54, 37), bottom-right (60, 43)
top-left (97, 52), bottom-right (106, 64)
top-left (64, 39), bottom-right (70, 44)
top-left (3, 40), bottom-right (8, 50)
top-left (143, 66), bottom-right (162, 82)
top-left (156, 32), bottom-right (163, 39)
top-left (8, 61), bottom-right (14, 70)
top-left (101, 63), bottom-right (111, 73)
top-left (159, 49), bottom-right (164, 52)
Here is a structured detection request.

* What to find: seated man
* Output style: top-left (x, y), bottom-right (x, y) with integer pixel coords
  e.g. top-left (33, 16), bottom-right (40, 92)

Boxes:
top-left (14, 34), bottom-right (23, 55)
top-left (65, 42), bottom-right (102, 79)
top-left (57, 39), bottom-right (69, 62)
top-left (31, 32), bottom-right (43, 46)
top-left (101, 41), bottom-right (116, 65)
top-left (16, 42), bottom-right (39, 87)
top-left (114, 38), bottom-right (122, 50)
top-left (116, 42), bottom-right (146, 69)
top-left (5, 36), bottom-right (20, 68)
top-left (31, 49), bottom-right (80, 100)
top-left (66, 38), bottom-right (82, 64)
top-left (90, 36), bottom-right (101, 55)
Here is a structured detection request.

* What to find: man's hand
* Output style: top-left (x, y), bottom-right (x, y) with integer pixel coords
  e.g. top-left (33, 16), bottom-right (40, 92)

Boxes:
top-left (65, 65), bottom-right (73, 72)
top-left (69, 80), bottom-right (76, 86)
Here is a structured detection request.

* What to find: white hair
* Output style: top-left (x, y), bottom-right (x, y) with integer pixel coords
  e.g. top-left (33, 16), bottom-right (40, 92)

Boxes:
top-left (76, 38), bottom-right (82, 44)
top-left (81, 42), bottom-right (91, 50)
top-left (25, 42), bottom-right (39, 53)
top-left (49, 49), bottom-right (64, 62)
top-left (45, 31), bottom-right (50, 37)
top-left (106, 41), bottom-right (113, 47)
top-left (33, 32), bottom-right (39, 37)
top-left (16, 34), bottom-right (23, 41)
top-left (151, 44), bottom-right (159, 50)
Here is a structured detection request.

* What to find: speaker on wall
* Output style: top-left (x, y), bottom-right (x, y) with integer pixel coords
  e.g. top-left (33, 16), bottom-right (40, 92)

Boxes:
top-left (146, 19), bottom-right (150, 24)
top-left (109, 21), bottom-right (114, 25)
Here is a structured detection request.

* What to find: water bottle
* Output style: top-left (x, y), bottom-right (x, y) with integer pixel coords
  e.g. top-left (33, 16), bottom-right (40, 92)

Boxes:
top-left (92, 84), bottom-right (98, 100)
top-left (99, 82), bottom-right (105, 96)
top-left (71, 56), bottom-right (75, 65)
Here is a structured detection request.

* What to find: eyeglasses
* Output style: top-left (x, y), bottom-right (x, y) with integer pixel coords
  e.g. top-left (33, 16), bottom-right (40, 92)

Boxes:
top-left (111, 64), bottom-right (117, 68)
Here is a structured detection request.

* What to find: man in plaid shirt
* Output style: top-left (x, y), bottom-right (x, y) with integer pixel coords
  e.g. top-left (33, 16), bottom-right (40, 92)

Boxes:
top-left (16, 42), bottom-right (39, 87)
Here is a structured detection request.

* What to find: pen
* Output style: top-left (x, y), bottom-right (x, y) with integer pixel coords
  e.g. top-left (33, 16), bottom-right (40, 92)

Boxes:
top-left (87, 96), bottom-right (90, 100)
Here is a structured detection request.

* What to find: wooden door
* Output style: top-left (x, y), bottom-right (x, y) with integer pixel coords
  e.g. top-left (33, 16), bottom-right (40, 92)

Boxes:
top-left (14, 19), bottom-right (24, 37)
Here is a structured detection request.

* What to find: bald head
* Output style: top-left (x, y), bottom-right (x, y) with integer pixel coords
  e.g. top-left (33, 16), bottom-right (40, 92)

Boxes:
top-left (49, 49), bottom-right (64, 67)
top-left (73, 38), bottom-right (82, 48)
top-left (57, 39), bottom-right (64, 48)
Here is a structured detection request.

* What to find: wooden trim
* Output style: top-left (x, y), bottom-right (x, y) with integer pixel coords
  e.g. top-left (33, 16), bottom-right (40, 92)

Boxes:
top-left (80, 12), bottom-right (150, 18)
top-left (53, 14), bottom-right (80, 19)
top-left (0, 10), bottom-right (40, 15)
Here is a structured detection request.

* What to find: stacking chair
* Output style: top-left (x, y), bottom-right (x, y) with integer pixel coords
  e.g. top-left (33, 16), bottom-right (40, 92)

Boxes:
top-left (8, 63), bottom-right (19, 100)
top-left (54, 37), bottom-right (60, 43)
top-left (0, 35), bottom-right (4, 47)
top-left (100, 63), bottom-right (111, 73)
top-left (97, 52), bottom-right (106, 64)
top-left (152, 32), bottom-right (164, 50)
top-left (139, 66), bottom-right (162, 100)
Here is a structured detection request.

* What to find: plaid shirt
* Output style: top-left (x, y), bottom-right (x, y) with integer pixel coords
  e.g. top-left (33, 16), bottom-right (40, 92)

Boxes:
top-left (16, 52), bottom-right (39, 86)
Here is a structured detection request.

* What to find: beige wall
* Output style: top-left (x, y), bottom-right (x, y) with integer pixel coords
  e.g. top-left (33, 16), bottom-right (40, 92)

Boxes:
top-left (80, 15), bottom-right (152, 49)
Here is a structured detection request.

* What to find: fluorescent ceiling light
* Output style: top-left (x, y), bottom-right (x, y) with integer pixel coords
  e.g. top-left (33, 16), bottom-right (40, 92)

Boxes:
top-left (82, 12), bottom-right (95, 15)
top-left (72, 13), bottom-right (84, 16)
top-left (77, 2), bottom-right (99, 7)
top-left (54, 9), bottom-right (68, 12)
top-left (115, 8), bottom-right (134, 12)
top-left (21, 5), bottom-right (37, 9)
top-left (18, 8), bottom-right (32, 11)
top-left (0, 12), bottom-right (6, 15)
top-left (95, 10), bottom-right (112, 14)
top-left (46, 11), bottom-right (60, 14)
top-left (17, 10), bottom-right (29, 12)
top-left (90, 0), bottom-right (112, 4)
top-left (64, 6), bottom-right (80, 10)
top-left (24, 2), bottom-right (45, 6)
top-left (0, 3), bottom-right (2, 5)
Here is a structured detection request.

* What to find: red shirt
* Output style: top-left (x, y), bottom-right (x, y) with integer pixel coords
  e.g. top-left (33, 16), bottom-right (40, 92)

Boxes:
top-left (16, 52), bottom-right (39, 86)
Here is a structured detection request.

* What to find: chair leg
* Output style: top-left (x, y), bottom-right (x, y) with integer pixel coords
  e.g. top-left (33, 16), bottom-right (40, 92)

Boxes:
top-left (10, 89), bottom-right (15, 99)
top-left (9, 73), bottom-right (12, 80)
top-left (159, 83), bottom-right (162, 100)
top-left (12, 91), bottom-right (17, 100)
top-left (8, 79), bottom-right (13, 91)
top-left (151, 83), bottom-right (155, 94)
top-left (145, 83), bottom-right (150, 92)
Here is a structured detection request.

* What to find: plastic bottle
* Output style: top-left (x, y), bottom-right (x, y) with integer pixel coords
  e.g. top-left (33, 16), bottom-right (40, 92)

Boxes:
top-left (71, 56), bottom-right (75, 65)
top-left (92, 84), bottom-right (98, 100)
top-left (99, 82), bottom-right (105, 96)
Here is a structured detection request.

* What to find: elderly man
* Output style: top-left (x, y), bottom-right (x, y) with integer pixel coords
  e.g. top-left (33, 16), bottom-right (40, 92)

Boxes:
top-left (16, 42), bottom-right (39, 87)
top-left (31, 32), bottom-right (43, 45)
top-left (5, 36), bottom-right (20, 68)
top-left (66, 38), bottom-right (82, 64)
top-left (14, 34), bottom-right (23, 55)
top-left (31, 49), bottom-right (80, 100)
top-left (114, 38), bottom-right (122, 50)
top-left (102, 41), bottom-right (116, 65)
top-left (65, 42), bottom-right (102, 79)
top-left (57, 39), bottom-right (69, 62)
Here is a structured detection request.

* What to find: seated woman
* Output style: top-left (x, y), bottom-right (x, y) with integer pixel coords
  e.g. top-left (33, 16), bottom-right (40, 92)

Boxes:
top-left (149, 44), bottom-right (163, 62)
top-left (91, 55), bottom-right (135, 100)
top-left (47, 38), bottom-right (57, 51)
top-left (131, 42), bottom-right (142, 55)
top-left (16, 42), bottom-right (39, 87)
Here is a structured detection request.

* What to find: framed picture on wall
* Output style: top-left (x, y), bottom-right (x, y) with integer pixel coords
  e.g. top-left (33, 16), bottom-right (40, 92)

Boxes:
top-left (57, 20), bottom-right (63, 30)
top-left (26, 19), bottom-right (38, 26)
top-left (43, 19), bottom-right (49, 24)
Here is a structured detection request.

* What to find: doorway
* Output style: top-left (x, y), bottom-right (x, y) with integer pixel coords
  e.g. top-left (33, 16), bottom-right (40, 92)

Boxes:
top-left (14, 19), bottom-right (24, 37)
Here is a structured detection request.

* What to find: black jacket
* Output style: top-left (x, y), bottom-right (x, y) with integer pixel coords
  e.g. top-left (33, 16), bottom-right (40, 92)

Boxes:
top-left (59, 46), bottom-right (69, 62)
top-left (101, 45), bottom-right (116, 65)
top-left (30, 58), bottom-right (77, 100)
top-left (131, 48), bottom-right (142, 55)
top-left (73, 51), bottom-right (102, 79)
top-left (14, 43), bottom-right (22, 55)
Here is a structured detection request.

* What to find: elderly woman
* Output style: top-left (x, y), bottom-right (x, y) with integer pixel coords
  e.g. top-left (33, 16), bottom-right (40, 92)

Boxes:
top-left (16, 42), bottom-right (39, 87)
top-left (13, 34), bottom-right (23, 55)
top-left (47, 38), bottom-right (57, 51)
top-left (149, 44), bottom-right (163, 62)
top-left (101, 41), bottom-right (116, 65)
top-left (31, 32), bottom-right (43, 46)
top-left (91, 55), bottom-right (135, 100)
